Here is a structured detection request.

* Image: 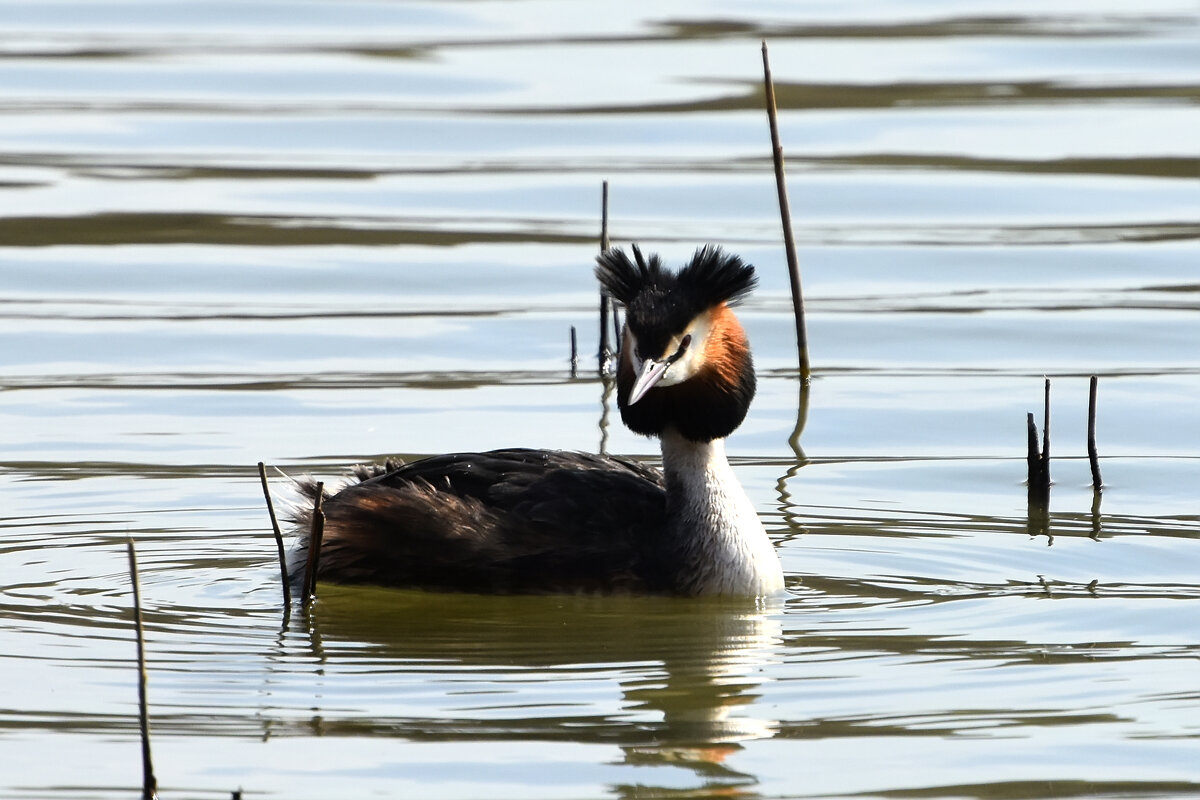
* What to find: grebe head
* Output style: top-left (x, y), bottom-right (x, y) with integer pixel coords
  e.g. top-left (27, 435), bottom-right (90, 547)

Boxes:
top-left (595, 245), bottom-right (757, 443)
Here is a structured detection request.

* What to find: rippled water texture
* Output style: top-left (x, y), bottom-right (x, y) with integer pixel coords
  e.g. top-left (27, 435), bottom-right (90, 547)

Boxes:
top-left (2, 2), bottom-right (1199, 798)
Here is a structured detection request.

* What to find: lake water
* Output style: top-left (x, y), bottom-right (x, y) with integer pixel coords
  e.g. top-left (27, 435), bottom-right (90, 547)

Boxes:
top-left (2, 1), bottom-right (1199, 798)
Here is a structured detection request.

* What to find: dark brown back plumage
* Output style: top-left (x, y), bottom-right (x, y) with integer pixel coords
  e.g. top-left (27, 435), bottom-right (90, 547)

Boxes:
top-left (292, 449), bottom-right (673, 594)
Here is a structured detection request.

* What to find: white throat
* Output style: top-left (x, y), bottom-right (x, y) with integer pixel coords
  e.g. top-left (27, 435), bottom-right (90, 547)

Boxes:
top-left (659, 429), bottom-right (785, 597)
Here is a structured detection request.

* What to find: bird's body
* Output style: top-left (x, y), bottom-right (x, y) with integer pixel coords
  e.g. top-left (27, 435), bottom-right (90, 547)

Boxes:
top-left (292, 448), bottom-right (672, 594)
top-left (290, 245), bottom-right (785, 597)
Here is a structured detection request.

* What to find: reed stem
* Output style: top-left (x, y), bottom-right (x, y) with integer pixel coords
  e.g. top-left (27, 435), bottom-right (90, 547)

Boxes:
top-left (302, 483), bottom-right (325, 608)
top-left (597, 180), bottom-right (612, 370)
top-left (761, 41), bottom-right (811, 383)
top-left (570, 325), bottom-right (578, 377)
top-left (1088, 375), bottom-right (1102, 491)
top-left (1026, 412), bottom-right (1040, 481)
top-left (600, 179), bottom-right (610, 252)
top-left (258, 461), bottom-right (291, 608)
top-left (1042, 378), bottom-right (1051, 468)
top-left (126, 539), bottom-right (158, 800)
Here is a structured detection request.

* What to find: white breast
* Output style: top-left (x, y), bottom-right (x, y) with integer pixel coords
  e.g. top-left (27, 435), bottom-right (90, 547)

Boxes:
top-left (659, 430), bottom-right (785, 597)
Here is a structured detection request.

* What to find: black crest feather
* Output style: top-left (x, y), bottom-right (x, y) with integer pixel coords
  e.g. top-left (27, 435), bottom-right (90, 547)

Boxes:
top-left (594, 244), bottom-right (670, 306)
top-left (595, 244), bottom-right (755, 310)
top-left (675, 244), bottom-right (756, 308)
top-left (595, 245), bottom-right (756, 357)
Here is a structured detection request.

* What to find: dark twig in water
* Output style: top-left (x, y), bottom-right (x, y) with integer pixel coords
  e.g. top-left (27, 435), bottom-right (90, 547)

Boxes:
top-left (258, 461), bottom-right (291, 608)
top-left (600, 180), bottom-right (611, 253)
top-left (1042, 378), bottom-right (1051, 467)
top-left (1026, 412), bottom-right (1041, 483)
top-left (1088, 375), bottom-right (1102, 491)
top-left (302, 483), bottom-right (325, 608)
top-left (596, 180), bottom-right (617, 445)
top-left (1025, 380), bottom-right (1051, 511)
top-left (598, 180), bottom-right (612, 370)
top-left (126, 539), bottom-right (158, 800)
top-left (761, 41), bottom-right (810, 383)
top-left (570, 325), bottom-right (578, 377)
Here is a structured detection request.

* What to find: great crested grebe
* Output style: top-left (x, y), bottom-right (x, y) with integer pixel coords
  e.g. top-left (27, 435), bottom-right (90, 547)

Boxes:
top-left (289, 244), bottom-right (784, 596)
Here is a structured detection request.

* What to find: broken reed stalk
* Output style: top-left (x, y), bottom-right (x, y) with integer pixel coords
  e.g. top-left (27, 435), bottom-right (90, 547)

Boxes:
top-left (258, 461), bottom-right (291, 608)
top-left (126, 539), bottom-right (158, 800)
top-left (570, 325), bottom-right (578, 377)
top-left (1026, 412), bottom-right (1040, 481)
top-left (598, 180), bottom-right (612, 369)
top-left (302, 483), bottom-right (325, 608)
top-left (600, 179), bottom-right (611, 253)
top-left (761, 41), bottom-right (811, 383)
top-left (1026, 380), bottom-right (1051, 506)
top-left (1088, 375), bottom-right (1102, 491)
top-left (1042, 378), bottom-right (1051, 465)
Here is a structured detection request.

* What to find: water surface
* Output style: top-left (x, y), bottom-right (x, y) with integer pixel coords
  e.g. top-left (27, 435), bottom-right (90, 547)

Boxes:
top-left (2, 1), bottom-right (1199, 798)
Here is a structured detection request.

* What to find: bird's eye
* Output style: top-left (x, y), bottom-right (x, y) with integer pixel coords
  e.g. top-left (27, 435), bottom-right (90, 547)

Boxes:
top-left (666, 334), bottom-right (692, 365)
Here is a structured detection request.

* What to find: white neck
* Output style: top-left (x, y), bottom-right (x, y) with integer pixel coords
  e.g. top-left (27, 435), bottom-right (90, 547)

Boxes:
top-left (659, 429), bottom-right (785, 597)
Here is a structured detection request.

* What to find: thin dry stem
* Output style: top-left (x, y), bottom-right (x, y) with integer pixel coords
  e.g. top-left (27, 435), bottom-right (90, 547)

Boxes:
top-left (302, 483), bottom-right (325, 607)
top-left (126, 539), bottom-right (158, 800)
top-left (598, 180), bottom-right (612, 369)
top-left (762, 41), bottom-right (810, 382)
top-left (258, 461), bottom-right (292, 607)
top-left (1088, 375), bottom-right (1102, 491)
